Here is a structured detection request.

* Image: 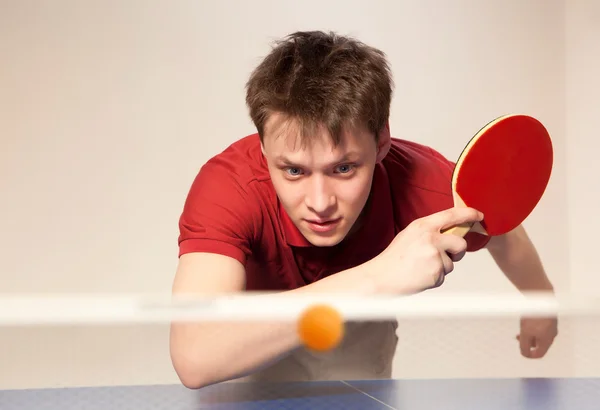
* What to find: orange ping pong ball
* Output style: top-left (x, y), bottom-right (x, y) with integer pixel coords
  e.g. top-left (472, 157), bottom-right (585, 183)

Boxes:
top-left (297, 304), bottom-right (345, 352)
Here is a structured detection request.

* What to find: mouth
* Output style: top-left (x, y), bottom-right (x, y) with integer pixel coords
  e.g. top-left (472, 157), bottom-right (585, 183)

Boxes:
top-left (304, 217), bottom-right (342, 233)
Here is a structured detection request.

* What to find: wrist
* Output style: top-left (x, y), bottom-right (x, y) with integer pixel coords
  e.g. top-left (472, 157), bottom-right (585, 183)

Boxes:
top-left (354, 256), bottom-right (423, 296)
top-left (303, 260), bottom-right (379, 295)
top-left (336, 259), bottom-right (381, 295)
top-left (350, 257), bottom-right (408, 295)
top-left (519, 280), bottom-right (554, 293)
top-left (345, 261), bottom-right (380, 295)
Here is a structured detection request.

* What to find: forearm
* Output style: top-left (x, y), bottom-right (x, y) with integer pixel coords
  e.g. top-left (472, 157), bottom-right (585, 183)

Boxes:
top-left (170, 318), bottom-right (299, 388)
top-left (170, 261), bottom-right (376, 388)
top-left (487, 225), bottom-right (553, 292)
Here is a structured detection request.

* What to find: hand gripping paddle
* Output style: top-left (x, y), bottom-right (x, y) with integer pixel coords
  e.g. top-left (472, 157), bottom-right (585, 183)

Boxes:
top-left (443, 114), bottom-right (553, 237)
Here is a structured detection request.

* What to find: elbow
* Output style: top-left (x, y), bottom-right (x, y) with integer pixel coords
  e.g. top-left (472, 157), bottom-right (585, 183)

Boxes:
top-left (170, 337), bottom-right (217, 390)
top-left (171, 354), bottom-right (215, 390)
top-left (177, 371), bottom-right (211, 390)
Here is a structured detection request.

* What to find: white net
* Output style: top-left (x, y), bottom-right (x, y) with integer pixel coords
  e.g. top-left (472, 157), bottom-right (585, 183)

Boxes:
top-left (0, 292), bottom-right (598, 382)
top-left (0, 291), bottom-right (598, 409)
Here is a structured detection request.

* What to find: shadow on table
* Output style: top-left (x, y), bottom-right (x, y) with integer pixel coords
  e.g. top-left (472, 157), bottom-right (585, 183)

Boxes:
top-left (195, 380), bottom-right (356, 405)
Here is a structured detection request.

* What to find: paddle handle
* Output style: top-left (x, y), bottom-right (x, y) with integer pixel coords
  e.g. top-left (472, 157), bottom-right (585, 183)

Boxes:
top-left (441, 223), bottom-right (474, 237)
top-left (440, 192), bottom-right (488, 237)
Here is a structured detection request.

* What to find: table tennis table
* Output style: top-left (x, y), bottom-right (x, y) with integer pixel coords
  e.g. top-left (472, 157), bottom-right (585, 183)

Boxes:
top-left (2, 377), bottom-right (599, 409)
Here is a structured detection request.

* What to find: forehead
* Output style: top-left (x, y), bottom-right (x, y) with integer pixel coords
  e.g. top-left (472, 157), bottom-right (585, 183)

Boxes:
top-left (262, 114), bottom-right (374, 163)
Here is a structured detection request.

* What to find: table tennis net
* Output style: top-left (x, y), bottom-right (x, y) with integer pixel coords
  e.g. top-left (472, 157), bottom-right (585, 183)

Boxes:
top-left (0, 291), bottom-right (599, 390)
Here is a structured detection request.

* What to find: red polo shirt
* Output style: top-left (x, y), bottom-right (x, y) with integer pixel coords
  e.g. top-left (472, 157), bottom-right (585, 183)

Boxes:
top-left (178, 134), bottom-right (489, 291)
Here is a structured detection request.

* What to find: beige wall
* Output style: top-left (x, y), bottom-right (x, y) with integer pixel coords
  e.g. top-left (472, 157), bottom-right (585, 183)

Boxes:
top-left (565, 0), bottom-right (600, 377)
top-left (0, 0), bottom-right (594, 389)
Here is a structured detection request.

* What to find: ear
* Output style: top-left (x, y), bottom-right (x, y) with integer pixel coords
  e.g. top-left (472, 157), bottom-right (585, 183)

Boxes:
top-left (375, 121), bottom-right (392, 162)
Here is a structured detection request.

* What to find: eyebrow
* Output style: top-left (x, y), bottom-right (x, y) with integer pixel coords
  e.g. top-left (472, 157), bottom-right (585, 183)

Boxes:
top-left (275, 152), bottom-right (362, 166)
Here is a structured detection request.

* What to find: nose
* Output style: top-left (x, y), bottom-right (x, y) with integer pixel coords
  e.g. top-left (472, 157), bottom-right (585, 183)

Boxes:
top-left (304, 175), bottom-right (336, 215)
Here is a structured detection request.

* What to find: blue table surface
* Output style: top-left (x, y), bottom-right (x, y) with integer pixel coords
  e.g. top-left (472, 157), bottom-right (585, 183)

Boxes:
top-left (1, 378), bottom-right (600, 409)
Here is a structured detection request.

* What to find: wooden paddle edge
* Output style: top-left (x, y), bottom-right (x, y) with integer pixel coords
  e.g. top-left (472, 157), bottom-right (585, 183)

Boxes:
top-left (450, 114), bottom-right (515, 193)
top-left (442, 192), bottom-right (488, 237)
top-left (443, 114), bottom-right (515, 238)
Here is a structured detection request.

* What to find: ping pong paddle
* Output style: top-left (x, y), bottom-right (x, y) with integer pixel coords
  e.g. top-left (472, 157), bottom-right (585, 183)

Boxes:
top-left (443, 114), bottom-right (553, 237)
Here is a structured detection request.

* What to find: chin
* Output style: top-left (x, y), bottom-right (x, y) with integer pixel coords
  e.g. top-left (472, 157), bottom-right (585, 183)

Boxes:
top-left (305, 235), bottom-right (345, 247)
top-left (301, 228), bottom-right (349, 247)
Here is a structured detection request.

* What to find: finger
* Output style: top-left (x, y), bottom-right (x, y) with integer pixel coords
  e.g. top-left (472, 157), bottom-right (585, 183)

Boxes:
top-left (438, 250), bottom-right (454, 277)
top-left (419, 207), bottom-right (484, 231)
top-left (529, 338), bottom-right (552, 358)
top-left (449, 248), bottom-right (466, 262)
top-left (428, 249), bottom-right (451, 288)
top-left (435, 234), bottom-right (468, 262)
top-left (432, 266), bottom-right (446, 288)
top-left (519, 334), bottom-right (535, 358)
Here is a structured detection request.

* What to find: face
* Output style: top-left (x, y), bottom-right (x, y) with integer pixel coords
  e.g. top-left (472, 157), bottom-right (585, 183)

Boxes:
top-left (261, 113), bottom-right (391, 247)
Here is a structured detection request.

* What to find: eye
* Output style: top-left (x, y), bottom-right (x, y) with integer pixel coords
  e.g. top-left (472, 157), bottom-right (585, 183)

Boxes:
top-left (335, 164), bottom-right (354, 174)
top-left (285, 167), bottom-right (303, 177)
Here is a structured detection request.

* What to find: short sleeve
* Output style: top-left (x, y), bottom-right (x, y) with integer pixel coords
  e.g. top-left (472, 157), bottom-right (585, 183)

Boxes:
top-left (464, 231), bottom-right (490, 252)
top-left (177, 160), bottom-right (260, 265)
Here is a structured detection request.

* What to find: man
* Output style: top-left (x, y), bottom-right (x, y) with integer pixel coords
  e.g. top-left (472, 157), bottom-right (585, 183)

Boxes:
top-left (170, 31), bottom-right (557, 389)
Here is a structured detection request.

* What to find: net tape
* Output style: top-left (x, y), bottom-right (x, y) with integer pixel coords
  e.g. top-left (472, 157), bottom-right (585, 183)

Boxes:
top-left (0, 291), bottom-right (598, 325)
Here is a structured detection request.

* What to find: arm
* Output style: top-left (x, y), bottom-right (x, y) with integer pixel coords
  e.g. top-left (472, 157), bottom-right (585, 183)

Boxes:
top-left (169, 206), bottom-right (486, 388)
top-left (171, 160), bottom-right (380, 388)
top-left (485, 224), bottom-right (558, 358)
top-left (485, 224), bottom-right (553, 292)
top-left (169, 252), bottom-right (377, 389)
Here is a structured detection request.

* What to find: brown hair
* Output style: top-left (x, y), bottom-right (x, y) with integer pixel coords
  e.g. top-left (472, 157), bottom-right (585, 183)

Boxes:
top-left (245, 31), bottom-right (393, 145)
